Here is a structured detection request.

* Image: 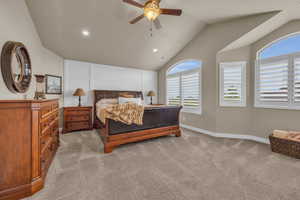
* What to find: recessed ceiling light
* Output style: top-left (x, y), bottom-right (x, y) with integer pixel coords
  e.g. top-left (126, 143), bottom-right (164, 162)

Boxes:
top-left (153, 48), bottom-right (158, 53)
top-left (82, 30), bottom-right (90, 37)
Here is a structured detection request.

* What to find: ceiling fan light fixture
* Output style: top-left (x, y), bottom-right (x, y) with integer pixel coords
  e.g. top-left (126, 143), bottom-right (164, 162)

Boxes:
top-left (81, 30), bottom-right (90, 37)
top-left (144, 1), bottom-right (160, 21)
top-left (124, 0), bottom-right (181, 28)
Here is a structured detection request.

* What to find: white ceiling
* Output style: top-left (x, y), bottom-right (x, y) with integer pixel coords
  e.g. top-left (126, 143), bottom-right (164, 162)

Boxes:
top-left (25, 0), bottom-right (300, 70)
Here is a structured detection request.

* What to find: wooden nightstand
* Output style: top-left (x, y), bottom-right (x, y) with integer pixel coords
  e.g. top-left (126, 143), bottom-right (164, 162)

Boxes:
top-left (63, 106), bottom-right (93, 133)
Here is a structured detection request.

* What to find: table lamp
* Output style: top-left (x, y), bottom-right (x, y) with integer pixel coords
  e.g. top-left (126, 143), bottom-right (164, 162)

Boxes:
top-left (147, 90), bottom-right (156, 105)
top-left (73, 88), bottom-right (85, 107)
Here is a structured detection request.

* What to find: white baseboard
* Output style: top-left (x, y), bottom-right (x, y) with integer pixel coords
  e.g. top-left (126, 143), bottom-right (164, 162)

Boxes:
top-left (180, 124), bottom-right (270, 144)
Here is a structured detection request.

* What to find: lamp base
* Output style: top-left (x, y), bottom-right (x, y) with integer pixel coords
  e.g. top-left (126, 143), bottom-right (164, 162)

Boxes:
top-left (78, 96), bottom-right (82, 107)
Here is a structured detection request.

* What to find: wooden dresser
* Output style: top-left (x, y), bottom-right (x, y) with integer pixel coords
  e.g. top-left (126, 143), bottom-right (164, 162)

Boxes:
top-left (0, 99), bottom-right (59, 200)
top-left (63, 106), bottom-right (93, 133)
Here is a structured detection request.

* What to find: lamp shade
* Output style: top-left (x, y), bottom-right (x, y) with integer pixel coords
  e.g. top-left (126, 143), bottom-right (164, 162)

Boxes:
top-left (147, 91), bottom-right (156, 97)
top-left (73, 88), bottom-right (86, 96)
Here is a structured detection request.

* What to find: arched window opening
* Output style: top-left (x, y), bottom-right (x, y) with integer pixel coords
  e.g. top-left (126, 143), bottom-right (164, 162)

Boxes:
top-left (255, 33), bottom-right (300, 110)
top-left (259, 33), bottom-right (300, 59)
top-left (166, 60), bottom-right (202, 113)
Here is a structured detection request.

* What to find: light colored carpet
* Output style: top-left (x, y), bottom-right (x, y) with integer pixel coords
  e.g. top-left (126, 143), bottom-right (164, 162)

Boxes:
top-left (25, 129), bottom-right (300, 200)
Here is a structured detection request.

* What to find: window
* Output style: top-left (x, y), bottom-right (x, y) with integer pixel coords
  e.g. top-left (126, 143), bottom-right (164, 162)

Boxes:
top-left (166, 60), bottom-right (201, 113)
top-left (294, 57), bottom-right (300, 102)
top-left (219, 62), bottom-right (246, 107)
top-left (167, 76), bottom-right (180, 106)
top-left (259, 33), bottom-right (300, 59)
top-left (255, 33), bottom-right (300, 109)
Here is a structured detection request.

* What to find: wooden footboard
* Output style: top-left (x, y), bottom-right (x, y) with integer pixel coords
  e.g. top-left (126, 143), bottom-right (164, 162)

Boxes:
top-left (97, 123), bottom-right (181, 153)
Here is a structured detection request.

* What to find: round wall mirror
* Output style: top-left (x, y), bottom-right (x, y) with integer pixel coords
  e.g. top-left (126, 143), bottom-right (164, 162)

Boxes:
top-left (1, 41), bottom-right (32, 93)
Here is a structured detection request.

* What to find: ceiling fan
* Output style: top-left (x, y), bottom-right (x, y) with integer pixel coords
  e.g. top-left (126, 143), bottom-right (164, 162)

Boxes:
top-left (123, 0), bottom-right (182, 29)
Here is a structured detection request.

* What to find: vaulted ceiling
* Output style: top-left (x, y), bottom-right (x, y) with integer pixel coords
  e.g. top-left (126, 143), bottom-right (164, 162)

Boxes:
top-left (26, 0), bottom-right (300, 70)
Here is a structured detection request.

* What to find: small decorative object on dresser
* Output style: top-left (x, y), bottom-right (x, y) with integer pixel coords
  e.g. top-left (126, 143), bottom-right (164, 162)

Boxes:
top-left (45, 74), bottom-right (62, 94)
top-left (63, 106), bottom-right (93, 133)
top-left (34, 74), bottom-right (46, 99)
top-left (0, 99), bottom-right (59, 200)
top-left (147, 90), bottom-right (156, 105)
top-left (73, 88), bottom-right (86, 107)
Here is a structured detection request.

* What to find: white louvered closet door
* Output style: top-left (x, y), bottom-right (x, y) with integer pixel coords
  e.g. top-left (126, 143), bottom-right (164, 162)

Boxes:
top-left (182, 72), bottom-right (200, 108)
top-left (258, 58), bottom-right (289, 103)
top-left (167, 76), bottom-right (180, 106)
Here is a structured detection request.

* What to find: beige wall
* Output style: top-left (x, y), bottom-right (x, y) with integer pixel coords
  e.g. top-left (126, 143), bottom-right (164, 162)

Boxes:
top-left (216, 46), bottom-right (252, 135)
top-left (159, 15), bottom-right (300, 138)
top-left (217, 20), bottom-right (300, 137)
top-left (0, 0), bottom-right (63, 101)
top-left (0, 0), bottom-right (64, 125)
top-left (249, 20), bottom-right (300, 136)
top-left (0, 0), bottom-right (63, 99)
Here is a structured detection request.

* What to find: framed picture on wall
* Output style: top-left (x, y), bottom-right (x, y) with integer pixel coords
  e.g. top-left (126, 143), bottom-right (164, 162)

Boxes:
top-left (45, 74), bottom-right (62, 94)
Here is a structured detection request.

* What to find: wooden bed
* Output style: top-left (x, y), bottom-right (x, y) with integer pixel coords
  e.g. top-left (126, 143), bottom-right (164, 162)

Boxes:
top-left (93, 90), bottom-right (182, 153)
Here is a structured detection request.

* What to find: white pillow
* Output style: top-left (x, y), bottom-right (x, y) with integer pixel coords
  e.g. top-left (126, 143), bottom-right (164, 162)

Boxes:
top-left (118, 97), bottom-right (142, 105)
top-left (96, 98), bottom-right (118, 109)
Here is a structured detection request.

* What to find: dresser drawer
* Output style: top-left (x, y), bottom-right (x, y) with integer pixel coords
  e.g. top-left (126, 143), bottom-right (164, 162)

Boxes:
top-left (52, 102), bottom-right (59, 111)
top-left (65, 110), bottom-right (90, 116)
top-left (40, 139), bottom-right (57, 172)
top-left (50, 111), bottom-right (59, 122)
top-left (66, 114), bottom-right (89, 122)
top-left (41, 106), bottom-right (52, 118)
top-left (40, 134), bottom-right (51, 152)
top-left (66, 121), bottom-right (90, 131)
top-left (41, 144), bottom-right (51, 173)
top-left (53, 134), bottom-right (59, 145)
top-left (41, 123), bottom-right (52, 137)
top-left (41, 118), bottom-right (50, 133)
top-left (51, 120), bottom-right (59, 131)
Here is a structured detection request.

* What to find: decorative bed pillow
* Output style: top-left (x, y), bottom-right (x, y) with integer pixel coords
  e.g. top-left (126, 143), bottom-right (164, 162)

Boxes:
top-left (119, 97), bottom-right (142, 105)
top-left (96, 98), bottom-right (118, 109)
top-left (119, 93), bottom-right (135, 98)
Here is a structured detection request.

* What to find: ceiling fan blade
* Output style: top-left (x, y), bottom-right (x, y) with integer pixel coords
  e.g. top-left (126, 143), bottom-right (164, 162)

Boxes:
top-left (154, 19), bottom-right (162, 30)
top-left (130, 14), bottom-right (145, 24)
top-left (123, 0), bottom-right (144, 8)
top-left (160, 8), bottom-right (182, 16)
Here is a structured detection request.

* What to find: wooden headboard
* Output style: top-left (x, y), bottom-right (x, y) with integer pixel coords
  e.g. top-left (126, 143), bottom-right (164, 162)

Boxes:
top-left (93, 90), bottom-right (144, 128)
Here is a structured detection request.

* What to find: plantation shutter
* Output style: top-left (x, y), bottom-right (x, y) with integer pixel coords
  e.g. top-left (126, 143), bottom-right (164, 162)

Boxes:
top-left (294, 57), bottom-right (300, 102)
top-left (223, 66), bottom-right (242, 102)
top-left (220, 62), bottom-right (246, 107)
top-left (182, 72), bottom-right (200, 108)
top-left (258, 59), bottom-right (289, 102)
top-left (167, 76), bottom-right (180, 106)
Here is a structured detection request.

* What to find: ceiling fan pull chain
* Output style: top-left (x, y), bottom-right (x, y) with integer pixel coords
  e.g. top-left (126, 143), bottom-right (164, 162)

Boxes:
top-left (150, 21), bottom-right (153, 37)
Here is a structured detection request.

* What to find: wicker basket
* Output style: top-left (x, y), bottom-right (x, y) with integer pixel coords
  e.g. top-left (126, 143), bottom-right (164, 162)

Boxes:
top-left (269, 135), bottom-right (300, 159)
